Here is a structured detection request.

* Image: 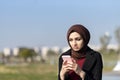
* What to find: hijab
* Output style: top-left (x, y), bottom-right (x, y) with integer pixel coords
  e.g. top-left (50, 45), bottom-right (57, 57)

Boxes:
top-left (67, 24), bottom-right (90, 59)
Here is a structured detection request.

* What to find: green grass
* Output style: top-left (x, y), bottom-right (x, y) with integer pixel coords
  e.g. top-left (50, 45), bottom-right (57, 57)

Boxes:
top-left (0, 51), bottom-right (119, 80)
top-left (101, 50), bottom-right (118, 72)
top-left (0, 63), bottom-right (58, 80)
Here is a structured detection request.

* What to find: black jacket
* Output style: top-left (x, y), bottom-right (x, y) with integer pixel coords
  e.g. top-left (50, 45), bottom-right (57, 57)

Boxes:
top-left (58, 47), bottom-right (103, 80)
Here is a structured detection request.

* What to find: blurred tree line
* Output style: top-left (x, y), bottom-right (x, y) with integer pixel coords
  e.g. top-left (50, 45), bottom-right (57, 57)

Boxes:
top-left (99, 27), bottom-right (120, 53)
top-left (19, 48), bottom-right (37, 62)
top-left (0, 47), bottom-right (59, 65)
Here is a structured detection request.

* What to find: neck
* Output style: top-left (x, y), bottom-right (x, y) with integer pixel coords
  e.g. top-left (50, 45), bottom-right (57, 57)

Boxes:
top-left (71, 46), bottom-right (89, 59)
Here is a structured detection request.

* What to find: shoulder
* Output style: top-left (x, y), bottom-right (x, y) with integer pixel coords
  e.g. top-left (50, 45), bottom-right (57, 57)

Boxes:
top-left (82, 48), bottom-right (103, 71)
top-left (92, 50), bottom-right (102, 58)
top-left (89, 49), bottom-right (103, 68)
top-left (86, 48), bottom-right (102, 59)
top-left (89, 46), bottom-right (102, 55)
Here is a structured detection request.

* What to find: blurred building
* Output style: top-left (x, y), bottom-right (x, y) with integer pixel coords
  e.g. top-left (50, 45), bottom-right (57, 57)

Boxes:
top-left (1, 44), bottom-right (120, 64)
top-left (33, 47), bottom-right (41, 55)
top-left (89, 45), bottom-right (101, 51)
top-left (3, 48), bottom-right (12, 57)
top-left (41, 46), bottom-right (49, 60)
top-left (61, 46), bottom-right (70, 53)
top-left (13, 48), bottom-right (19, 56)
top-left (51, 46), bottom-right (60, 54)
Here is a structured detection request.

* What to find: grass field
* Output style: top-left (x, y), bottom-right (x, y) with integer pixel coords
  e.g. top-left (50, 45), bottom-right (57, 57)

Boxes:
top-left (101, 50), bottom-right (118, 72)
top-left (0, 52), bottom-right (119, 80)
top-left (0, 63), bottom-right (58, 80)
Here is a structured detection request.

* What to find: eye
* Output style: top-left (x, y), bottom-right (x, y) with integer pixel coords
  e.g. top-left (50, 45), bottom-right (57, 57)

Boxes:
top-left (75, 37), bottom-right (82, 41)
top-left (69, 38), bottom-right (73, 41)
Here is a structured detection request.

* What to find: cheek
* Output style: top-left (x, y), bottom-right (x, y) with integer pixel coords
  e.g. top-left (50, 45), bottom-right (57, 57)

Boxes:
top-left (69, 42), bottom-right (75, 48)
top-left (78, 41), bottom-right (84, 47)
top-left (69, 42), bottom-right (73, 46)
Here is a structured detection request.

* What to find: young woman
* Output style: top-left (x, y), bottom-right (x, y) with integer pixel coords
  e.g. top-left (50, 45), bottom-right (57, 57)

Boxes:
top-left (58, 24), bottom-right (103, 80)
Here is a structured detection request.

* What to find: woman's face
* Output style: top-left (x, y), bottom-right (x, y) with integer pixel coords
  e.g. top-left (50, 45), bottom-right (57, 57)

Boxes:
top-left (69, 32), bottom-right (84, 51)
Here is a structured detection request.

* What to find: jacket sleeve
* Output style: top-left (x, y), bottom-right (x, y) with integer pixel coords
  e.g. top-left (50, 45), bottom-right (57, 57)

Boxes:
top-left (58, 55), bottom-right (62, 80)
top-left (83, 52), bottom-right (103, 80)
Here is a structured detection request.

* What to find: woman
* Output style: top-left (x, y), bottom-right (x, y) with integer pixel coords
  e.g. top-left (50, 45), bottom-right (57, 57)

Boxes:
top-left (58, 24), bottom-right (103, 80)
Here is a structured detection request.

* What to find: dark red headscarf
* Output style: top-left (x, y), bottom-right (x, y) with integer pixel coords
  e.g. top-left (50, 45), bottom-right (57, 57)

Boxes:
top-left (67, 24), bottom-right (90, 59)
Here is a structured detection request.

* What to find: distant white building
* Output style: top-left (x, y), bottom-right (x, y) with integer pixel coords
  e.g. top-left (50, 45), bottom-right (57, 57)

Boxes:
top-left (51, 46), bottom-right (60, 54)
top-left (33, 47), bottom-right (40, 54)
top-left (89, 44), bottom-right (118, 51)
top-left (33, 47), bottom-right (41, 61)
top-left (61, 46), bottom-right (70, 53)
top-left (41, 46), bottom-right (49, 60)
top-left (107, 44), bottom-right (118, 50)
top-left (3, 48), bottom-right (11, 56)
top-left (13, 48), bottom-right (19, 56)
top-left (89, 44), bottom-right (101, 51)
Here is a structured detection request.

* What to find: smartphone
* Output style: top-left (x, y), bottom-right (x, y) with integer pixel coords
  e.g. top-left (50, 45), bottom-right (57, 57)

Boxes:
top-left (62, 55), bottom-right (72, 63)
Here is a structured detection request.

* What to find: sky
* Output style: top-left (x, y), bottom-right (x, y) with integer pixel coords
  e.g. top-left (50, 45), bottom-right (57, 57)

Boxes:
top-left (0, 0), bottom-right (120, 51)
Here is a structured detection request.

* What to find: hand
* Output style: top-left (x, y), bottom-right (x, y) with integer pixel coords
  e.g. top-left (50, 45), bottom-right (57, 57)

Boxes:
top-left (60, 60), bottom-right (72, 80)
top-left (70, 59), bottom-right (86, 80)
top-left (70, 59), bottom-right (81, 75)
top-left (60, 59), bottom-right (86, 80)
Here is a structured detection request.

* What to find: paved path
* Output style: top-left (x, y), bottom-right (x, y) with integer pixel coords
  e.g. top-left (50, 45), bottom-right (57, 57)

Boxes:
top-left (103, 71), bottom-right (120, 76)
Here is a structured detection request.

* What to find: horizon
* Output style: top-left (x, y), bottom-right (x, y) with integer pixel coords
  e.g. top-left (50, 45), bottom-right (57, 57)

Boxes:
top-left (0, 44), bottom-right (119, 53)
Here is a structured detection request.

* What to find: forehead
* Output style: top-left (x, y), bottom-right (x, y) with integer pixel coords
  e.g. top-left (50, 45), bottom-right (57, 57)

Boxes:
top-left (69, 32), bottom-right (82, 38)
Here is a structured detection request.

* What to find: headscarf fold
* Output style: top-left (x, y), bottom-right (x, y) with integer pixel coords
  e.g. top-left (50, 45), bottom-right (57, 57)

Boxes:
top-left (67, 24), bottom-right (90, 59)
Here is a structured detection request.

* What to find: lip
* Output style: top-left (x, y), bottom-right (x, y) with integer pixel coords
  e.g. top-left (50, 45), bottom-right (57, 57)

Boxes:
top-left (73, 47), bottom-right (79, 50)
top-left (73, 46), bottom-right (79, 49)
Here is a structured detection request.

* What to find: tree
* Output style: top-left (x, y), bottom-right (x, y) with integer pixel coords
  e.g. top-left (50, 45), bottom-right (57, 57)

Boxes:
top-left (100, 32), bottom-right (111, 52)
top-left (115, 27), bottom-right (120, 53)
top-left (19, 48), bottom-right (37, 62)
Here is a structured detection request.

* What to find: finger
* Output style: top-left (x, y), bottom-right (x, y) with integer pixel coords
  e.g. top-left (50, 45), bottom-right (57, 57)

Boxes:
top-left (63, 64), bottom-right (73, 69)
top-left (62, 65), bottom-right (73, 71)
top-left (63, 60), bottom-right (67, 65)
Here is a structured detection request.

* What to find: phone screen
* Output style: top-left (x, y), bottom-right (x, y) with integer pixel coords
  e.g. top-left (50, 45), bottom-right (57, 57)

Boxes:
top-left (62, 55), bottom-right (72, 63)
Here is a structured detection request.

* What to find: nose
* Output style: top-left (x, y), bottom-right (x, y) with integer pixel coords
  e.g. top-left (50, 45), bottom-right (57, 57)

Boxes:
top-left (73, 40), bottom-right (77, 45)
